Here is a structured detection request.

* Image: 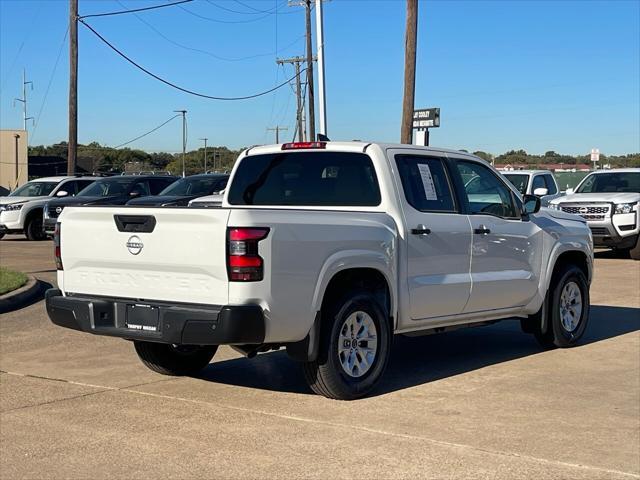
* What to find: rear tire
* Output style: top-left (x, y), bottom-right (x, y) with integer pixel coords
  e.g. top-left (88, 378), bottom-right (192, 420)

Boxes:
top-left (25, 215), bottom-right (45, 241)
top-left (302, 291), bottom-right (391, 400)
top-left (133, 341), bottom-right (217, 376)
top-left (534, 264), bottom-right (590, 349)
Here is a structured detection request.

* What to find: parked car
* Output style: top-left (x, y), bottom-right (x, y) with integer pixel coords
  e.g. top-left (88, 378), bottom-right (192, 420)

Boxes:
top-left (45, 142), bottom-right (593, 400)
top-left (43, 175), bottom-right (178, 236)
top-left (188, 192), bottom-right (224, 208)
top-left (502, 170), bottom-right (561, 206)
top-left (0, 176), bottom-right (95, 240)
top-left (549, 168), bottom-right (640, 259)
top-left (126, 173), bottom-right (229, 207)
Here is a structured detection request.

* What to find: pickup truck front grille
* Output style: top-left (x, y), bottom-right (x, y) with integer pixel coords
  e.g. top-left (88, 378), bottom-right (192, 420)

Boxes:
top-left (560, 204), bottom-right (610, 221)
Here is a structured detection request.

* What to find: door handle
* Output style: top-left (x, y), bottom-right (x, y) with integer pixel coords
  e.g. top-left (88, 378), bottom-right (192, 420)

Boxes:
top-left (474, 225), bottom-right (491, 235)
top-left (411, 225), bottom-right (431, 235)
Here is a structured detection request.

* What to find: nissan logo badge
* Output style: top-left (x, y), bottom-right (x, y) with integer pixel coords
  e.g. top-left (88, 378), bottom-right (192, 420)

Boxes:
top-left (55, 207), bottom-right (62, 214)
top-left (578, 207), bottom-right (589, 215)
top-left (126, 235), bottom-right (144, 255)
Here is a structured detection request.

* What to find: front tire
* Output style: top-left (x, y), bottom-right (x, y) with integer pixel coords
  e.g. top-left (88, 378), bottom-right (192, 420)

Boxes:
top-left (25, 215), bottom-right (46, 241)
top-left (134, 341), bottom-right (217, 376)
top-left (629, 235), bottom-right (640, 261)
top-left (534, 264), bottom-right (590, 349)
top-left (302, 292), bottom-right (391, 400)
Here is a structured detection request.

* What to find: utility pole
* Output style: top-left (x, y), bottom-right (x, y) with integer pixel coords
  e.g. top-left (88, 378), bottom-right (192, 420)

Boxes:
top-left (315, 0), bottom-right (327, 137)
top-left (14, 69), bottom-right (33, 133)
top-left (267, 126), bottom-right (288, 143)
top-left (68, 0), bottom-right (78, 175)
top-left (200, 137), bottom-right (208, 173)
top-left (174, 110), bottom-right (187, 177)
top-left (400, 0), bottom-right (418, 145)
top-left (14, 134), bottom-right (21, 186)
top-left (277, 56), bottom-right (309, 142)
top-left (304, 0), bottom-right (315, 140)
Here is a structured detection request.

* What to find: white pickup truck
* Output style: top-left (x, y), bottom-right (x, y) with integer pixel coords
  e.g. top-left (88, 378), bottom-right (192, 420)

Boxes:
top-left (46, 142), bottom-right (593, 400)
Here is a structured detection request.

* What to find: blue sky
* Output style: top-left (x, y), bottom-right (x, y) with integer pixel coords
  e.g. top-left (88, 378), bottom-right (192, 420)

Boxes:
top-left (1, 0), bottom-right (638, 155)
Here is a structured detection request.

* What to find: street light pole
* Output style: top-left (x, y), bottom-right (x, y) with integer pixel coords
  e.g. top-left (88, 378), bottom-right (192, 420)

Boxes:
top-left (200, 137), bottom-right (208, 173)
top-left (174, 110), bottom-right (187, 177)
top-left (315, 0), bottom-right (327, 137)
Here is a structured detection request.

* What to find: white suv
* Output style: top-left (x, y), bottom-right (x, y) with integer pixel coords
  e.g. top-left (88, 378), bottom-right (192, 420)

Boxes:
top-left (549, 168), bottom-right (640, 259)
top-left (0, 176), bottom-right (95, 240)
top-left (502, 170), bottom-right (561, 206)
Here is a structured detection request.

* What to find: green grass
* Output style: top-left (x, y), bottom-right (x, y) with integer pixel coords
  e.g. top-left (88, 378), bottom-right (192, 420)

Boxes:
top-left (0, 267), bottom-right (28, 296)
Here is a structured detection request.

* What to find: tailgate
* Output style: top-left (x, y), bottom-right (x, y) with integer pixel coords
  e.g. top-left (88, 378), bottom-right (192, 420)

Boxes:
top-left (59, 207), bottom-right (230, 305)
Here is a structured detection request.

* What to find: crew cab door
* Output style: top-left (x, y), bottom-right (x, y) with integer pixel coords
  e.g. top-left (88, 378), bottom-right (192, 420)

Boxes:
top-left (392, 152), bottom-right (472, 319)
top-left (451, 158), bottom-right (542, 313)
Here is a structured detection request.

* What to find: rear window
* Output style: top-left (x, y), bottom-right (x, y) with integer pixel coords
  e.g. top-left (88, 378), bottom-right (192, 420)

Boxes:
top-left (228, 152), bottom-right (381, 206)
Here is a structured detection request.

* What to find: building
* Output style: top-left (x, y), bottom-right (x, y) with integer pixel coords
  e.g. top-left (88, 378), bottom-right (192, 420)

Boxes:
top-left (0, 129), bottom-right (28, 195)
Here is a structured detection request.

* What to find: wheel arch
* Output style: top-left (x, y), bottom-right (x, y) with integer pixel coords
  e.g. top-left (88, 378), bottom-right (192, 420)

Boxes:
top-left (287, 261), bottom-right (396, 363)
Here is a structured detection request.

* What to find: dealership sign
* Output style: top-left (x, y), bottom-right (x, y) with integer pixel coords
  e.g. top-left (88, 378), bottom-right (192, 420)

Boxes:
top-left (413, 108), bottom-right (440, 129)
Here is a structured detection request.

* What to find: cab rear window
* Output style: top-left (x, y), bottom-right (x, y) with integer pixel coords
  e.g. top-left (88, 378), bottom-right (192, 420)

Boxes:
top-left (228, 152), bottom-right (381, 206)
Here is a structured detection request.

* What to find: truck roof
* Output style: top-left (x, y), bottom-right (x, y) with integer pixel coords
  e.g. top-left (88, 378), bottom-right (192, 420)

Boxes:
top-left (244, 141), bottom-right (485, 159)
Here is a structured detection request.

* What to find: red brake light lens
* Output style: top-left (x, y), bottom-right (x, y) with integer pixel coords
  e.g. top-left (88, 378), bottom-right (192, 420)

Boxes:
top-left (54, 223), bottom-right (63, 270)
top-left (281, 142), bottom-right (326, 150)
top-left (227, 227), bottom-right (269, 282)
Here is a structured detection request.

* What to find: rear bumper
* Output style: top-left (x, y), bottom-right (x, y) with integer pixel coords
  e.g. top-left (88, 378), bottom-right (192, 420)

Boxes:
top-left (45, 289), bottom-right (265, 345)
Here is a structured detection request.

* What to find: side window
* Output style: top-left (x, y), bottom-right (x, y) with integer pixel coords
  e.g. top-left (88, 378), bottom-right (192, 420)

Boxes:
top-left (544, 174), bottom-right (558, 194)
top-left (395, 155), bottom-right (456, 212)
top-left (130, 181), bottom-right (150, 197)
top-left (149, 179), bottom-right (170, 195)
top-left (456, 161), bottom-right (519, 218)
top-left (532, 175), bottom-right (546, 192)
top-left (61, 181), bottom-right (78, 195)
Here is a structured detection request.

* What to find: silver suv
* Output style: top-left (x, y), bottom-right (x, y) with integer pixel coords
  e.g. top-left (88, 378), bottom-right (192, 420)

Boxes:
top-left (549, 168), bottom-right (640, 259)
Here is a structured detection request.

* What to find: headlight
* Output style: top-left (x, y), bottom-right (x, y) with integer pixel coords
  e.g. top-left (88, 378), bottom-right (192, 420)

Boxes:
top-left (4, 203), bottom-right (24, 211)
top-left (614, 202), bottom-right (637, 215)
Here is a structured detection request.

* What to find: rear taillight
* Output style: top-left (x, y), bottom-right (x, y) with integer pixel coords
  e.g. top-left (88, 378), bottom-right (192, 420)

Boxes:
top-left (227, 227), bottom-right (269, 282)
top-left (54, 223), bottom-right (63, 270)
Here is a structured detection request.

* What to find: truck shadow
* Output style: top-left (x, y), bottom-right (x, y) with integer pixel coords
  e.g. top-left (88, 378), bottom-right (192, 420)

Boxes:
top-left (196, 304), bottom-right (639, 397)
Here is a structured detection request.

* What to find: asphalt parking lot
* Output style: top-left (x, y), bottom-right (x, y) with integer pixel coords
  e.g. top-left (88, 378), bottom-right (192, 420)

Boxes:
top-left (1, 236), bottom-right (639, 479)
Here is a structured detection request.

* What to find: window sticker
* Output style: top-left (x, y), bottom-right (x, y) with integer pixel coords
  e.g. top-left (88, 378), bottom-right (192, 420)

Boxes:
top-left (417, 163), bottom-right (438, 201)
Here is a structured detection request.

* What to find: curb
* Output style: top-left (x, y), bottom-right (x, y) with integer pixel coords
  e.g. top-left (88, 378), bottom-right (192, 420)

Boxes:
top-left (0, 275), bottom-right (41, 314)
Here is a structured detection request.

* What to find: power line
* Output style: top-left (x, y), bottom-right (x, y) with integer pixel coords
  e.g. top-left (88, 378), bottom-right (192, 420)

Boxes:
top-left (205, 0), bottom-right (298, 16)
top-left (31, 26), bottom-right (69, 145)
top-left (79, 19), bottom-right (307, 101)
top-left (79, 0), bottom-right (194, 19)
top-left (114, 114), bottom-right (181, 149)
top-left (176, 3), bottom-right (272, 24)
top-left (234, 0), bottom-right (284, 14)
top-left (116, 0), bottom-right (303, 62)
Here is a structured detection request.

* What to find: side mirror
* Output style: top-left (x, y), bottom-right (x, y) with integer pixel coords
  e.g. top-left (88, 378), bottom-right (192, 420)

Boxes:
top-left (56, 190), bottom-right (68, 197)
top-left (533, 187), bottom-right (548, 197)
top-left (522, 194), bottom-right (541, 215)
top-left (565, 188), bottom-right (574, 195)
